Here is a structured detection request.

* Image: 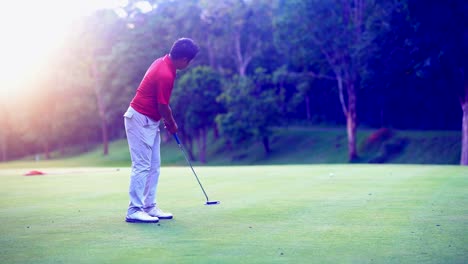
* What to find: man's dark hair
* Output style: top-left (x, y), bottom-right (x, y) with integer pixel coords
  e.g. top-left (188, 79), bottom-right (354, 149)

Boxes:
top-left (169, 38), bottom-right (199, 61)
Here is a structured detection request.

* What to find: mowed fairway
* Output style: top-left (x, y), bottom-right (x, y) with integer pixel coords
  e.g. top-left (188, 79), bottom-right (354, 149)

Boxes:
top-left (0, 165), bottom-right (467, 264)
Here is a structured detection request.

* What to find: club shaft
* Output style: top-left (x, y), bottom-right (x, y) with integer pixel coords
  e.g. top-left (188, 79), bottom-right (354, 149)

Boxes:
top-left (176, 141), bottom-right (210, 202)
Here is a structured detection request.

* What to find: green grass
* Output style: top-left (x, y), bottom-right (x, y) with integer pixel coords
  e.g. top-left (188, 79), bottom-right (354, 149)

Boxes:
top-left (1, 165), bottom-right (467, 263)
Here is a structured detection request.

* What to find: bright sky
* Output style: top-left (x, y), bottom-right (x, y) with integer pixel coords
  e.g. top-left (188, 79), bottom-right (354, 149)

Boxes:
top-left (0, 0), bottom-right (132, 100)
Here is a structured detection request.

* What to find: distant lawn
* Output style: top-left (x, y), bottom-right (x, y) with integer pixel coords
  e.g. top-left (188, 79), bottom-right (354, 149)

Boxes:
top-left (0, 165), bottom-right (466, 263)
top-left (1, 127), bottom-right (461, 168)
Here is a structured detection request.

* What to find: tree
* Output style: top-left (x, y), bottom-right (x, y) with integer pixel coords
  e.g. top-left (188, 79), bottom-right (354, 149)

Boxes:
top-left (0, 103), bottom-right (9, 161)
top-left (1, 0), bottom-right (463, 164)
top-left (275, 0), bottom-right (396, 161)
top-left (216, 69), bottom-right (281, 154)
top-left (172, 66), bottom-right (223, 163)
top-left (199, 0), bottom-right (274, 76)
top-left (75, 10), bottom-right (127, 155)
top-left (404, 0), bottom-right (467, 165)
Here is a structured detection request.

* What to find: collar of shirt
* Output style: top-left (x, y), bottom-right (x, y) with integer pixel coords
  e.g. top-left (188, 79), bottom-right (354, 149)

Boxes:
top-left (164, 54), bottom-right (176, 76)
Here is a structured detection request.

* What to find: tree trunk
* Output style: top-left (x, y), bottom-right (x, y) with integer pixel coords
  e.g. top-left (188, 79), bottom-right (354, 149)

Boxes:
top-left (1, 132), bottom-right (5, 162)
top-left (0, 104), bottom-right (6, 161)
top-left (262, 136), bottom-right (271, 154)
top-left (43, 140), bottom-right (51, 160)
top-left (101, 121), bottom-right (109, 156)
top-left (461, 100), bottom-right (468, 165)
top-left (92, 60), bottom-right (109, 156)
top-left (460, 71), bottom-right (468, 166)
top-left (335, 73), bottom-right (359, 162)
top-left (234, 31), bottom-right (252, 76)
top-left (305, 95), bottom-right (311, 120)
top-left (199, 128), bottom-right (207, 164)
top-left (95, 88), bottom-right (109, 156)
top-left (60, 140), bottom-right (65, 157)
top-left (346, 82), bottom-right (358, 161)
top-left (94, 90), bottom-right (109, 156)
top-left (459, 69), bottom-right (468, 165)
top-left (207, 38), bottom-right (216, 69)
top-left (213, 123), bottom-right (219, 139)
top-left (186, 135), bottom-right (196, 161)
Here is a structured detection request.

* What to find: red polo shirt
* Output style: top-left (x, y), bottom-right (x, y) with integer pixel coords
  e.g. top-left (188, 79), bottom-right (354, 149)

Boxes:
top-left (130, 54), bottom-right (176, 121)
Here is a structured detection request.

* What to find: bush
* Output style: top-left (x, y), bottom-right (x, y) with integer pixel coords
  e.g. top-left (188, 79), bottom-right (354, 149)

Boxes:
top-left (360, 128), bottom-right (394, 152)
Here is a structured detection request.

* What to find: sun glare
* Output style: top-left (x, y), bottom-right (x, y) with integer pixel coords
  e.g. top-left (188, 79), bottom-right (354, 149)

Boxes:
top-left (0, 0), bottom-right (127, 100)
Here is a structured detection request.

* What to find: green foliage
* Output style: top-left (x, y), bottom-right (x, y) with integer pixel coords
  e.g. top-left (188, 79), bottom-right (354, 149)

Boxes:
top-left (173, 66), bottom-right (223, 134)
top-left (198, 0), bottom-right (275, 75)
top-left (275, 0), bottom-right (398, 87)
top-left (0, 0), bottom-right (464, 162)
top-left (274, 0), bottom-right (320, 72)
top-left (216, 70), bottom-right (282, 148)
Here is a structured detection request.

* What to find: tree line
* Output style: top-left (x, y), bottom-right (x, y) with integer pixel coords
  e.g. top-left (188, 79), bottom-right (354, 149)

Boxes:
top-left (1, 0), bottom-right (466, 165)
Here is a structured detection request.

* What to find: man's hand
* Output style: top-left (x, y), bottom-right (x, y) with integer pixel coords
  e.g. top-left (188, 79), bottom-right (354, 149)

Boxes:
top-left (164, 119), bottom-right (178, 134)
top-left (158, 103), bottom-right (178, 134)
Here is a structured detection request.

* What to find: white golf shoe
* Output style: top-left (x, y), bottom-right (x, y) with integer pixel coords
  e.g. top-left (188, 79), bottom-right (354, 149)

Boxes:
top-left (125, 211), bottom-right (159, 223)
top-left (145, 206), bottom-right (173, 220)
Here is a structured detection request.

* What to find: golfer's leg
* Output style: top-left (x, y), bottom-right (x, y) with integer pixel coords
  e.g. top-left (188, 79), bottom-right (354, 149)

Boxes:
top-left (144, 127), bottom-right (161, 209)
top-left (125, 113), bottom-right (155, 215)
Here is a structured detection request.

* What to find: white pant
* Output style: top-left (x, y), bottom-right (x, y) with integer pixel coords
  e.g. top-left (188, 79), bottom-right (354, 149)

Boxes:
top-left (124, 106), bottom-right (161, 215)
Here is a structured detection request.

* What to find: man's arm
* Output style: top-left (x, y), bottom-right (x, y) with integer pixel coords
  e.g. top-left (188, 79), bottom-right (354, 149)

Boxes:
top-left (158, 103), bottom-right (178, 134)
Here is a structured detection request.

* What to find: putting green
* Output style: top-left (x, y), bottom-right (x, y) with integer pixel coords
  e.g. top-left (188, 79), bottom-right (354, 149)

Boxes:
top-left (0, 165), bottom-right (466, 263)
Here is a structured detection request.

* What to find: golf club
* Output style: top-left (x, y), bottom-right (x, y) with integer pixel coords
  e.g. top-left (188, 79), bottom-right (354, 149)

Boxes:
top-left (173, 133), bottom-right (220, 206)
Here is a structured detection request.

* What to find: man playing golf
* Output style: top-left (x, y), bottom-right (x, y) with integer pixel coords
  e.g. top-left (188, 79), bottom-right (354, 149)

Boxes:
top-left (123, 38), bottom-right (199, 223)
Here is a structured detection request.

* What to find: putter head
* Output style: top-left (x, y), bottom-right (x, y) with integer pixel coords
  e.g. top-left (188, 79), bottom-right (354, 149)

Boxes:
top-left (205, 201), bottom-right (220, 205)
